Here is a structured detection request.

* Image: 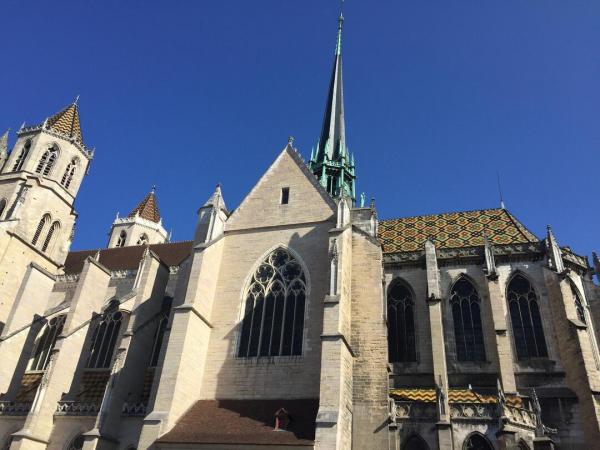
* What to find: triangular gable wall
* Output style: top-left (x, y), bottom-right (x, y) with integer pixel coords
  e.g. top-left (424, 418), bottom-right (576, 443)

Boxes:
top-left (226, 145), bottom-right (336, 232)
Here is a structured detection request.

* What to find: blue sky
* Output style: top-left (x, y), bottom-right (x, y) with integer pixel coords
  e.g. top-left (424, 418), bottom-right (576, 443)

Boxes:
top-left (1, 1), bottom-right (598, 257)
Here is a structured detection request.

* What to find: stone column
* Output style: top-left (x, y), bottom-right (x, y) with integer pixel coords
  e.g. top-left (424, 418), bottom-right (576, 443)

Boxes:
top-left (424, 239), bottom-right (452, 450)
top-left (10, 257), bottom-right (111, 450)
top-left (315, 226), bottom-right (353, 450)
top-left (138, 240), bottom-right (224, 449)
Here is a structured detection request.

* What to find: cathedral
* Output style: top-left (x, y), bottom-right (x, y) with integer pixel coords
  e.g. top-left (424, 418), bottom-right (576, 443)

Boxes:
top-left (1, 14), bottom-right (600, 450)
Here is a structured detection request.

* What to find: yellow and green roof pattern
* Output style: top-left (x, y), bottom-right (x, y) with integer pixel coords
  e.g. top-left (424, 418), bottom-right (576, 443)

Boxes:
top-left (45, 103), bottom-right (84, 144)
top-left (379, 208), bottom-right (538, 254)
top-left (390, 388), bottom-right (523, 407)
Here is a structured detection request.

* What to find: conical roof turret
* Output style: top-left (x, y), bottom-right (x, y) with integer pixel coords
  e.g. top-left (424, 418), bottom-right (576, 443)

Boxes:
top-left (128, 187), bottom-right (161, 223)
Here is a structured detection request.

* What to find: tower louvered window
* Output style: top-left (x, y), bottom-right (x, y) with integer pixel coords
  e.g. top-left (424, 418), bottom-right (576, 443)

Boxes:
top-left (116, 230), bottom-right (127, 247)
top-left (35, 146), bottom-right (58, 176)
top-left (41, 221), bottom-right (60, 252)
top-left (508, 275), bottom-right (548, 359)
top-left (387, 280), bottom-right (416, 362)
top-left (137, 234), bottom-right (149, 245)
top-left (238, 248), bottom-right (306, 357)
top-left (12, 140), bottom-right (31, 172)
top-left (571, 283), bottom-right (586, 324)
top-left (86, 303), bottom-right (123, 369)
top-left (61, 158), bottom-right (78, 189)
top-left (29, 315), bottom-right (66, 371)
top-left (450, 278), bottom-right (485, 361)
top-left (32, 214), bottom-right (51, 246)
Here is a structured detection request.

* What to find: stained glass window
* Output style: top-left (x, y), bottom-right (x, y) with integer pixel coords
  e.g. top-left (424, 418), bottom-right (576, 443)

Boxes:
top-left (508, 275), bottom-right (548, 359)
top-left (238, 248), bottom-right (306, 357)
top-left (450, 278), bottom-right (485, 361)
top-left (387, 280), bottom-right (416, 362)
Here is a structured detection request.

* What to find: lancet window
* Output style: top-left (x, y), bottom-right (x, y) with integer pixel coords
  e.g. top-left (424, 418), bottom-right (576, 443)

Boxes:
top-left (32, 214), bottom-right (51, 246)
top-left (29, 314), bottom-right (66, 371)
top-left (507, 275), bottom-right (548, 359)
top-left (387, 280), bottom-right (416, 362)
top-left (61, 157), bottom-right (78, 189)
top-left (149, 298), bottom-right (172, 367)
top-left (41, 221), bottom-right (60, 252)
top-left (116, 230), bottom-right (127, 247)
top-left (571, 283), bottom-right (586, 324)
top-left (86, 302), bottom-right (123, 369)
top-left (12, 140), bottom-right (31, 172)
top-left (137, 233), bottom-right (149, 245)
top-left (450, 278), bottom-right (485, 361)
top-left (238, 248), bottom-right (307, 357)
top-left (35, 145), bottom-right (58, 176)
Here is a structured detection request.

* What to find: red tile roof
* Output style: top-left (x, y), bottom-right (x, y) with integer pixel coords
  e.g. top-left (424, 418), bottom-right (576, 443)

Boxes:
top-left (64, 241), bottom-right (193, 274)
top-left (158, 399), bottom-right (318, 446)
top-left (379, 208), bottom-right (538, 254)
top-left (128, 190), bottom-right (161, 223)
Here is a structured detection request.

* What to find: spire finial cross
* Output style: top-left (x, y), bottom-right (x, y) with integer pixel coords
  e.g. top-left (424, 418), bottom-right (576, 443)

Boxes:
top-left (73, 95), bottom-right (80, 106)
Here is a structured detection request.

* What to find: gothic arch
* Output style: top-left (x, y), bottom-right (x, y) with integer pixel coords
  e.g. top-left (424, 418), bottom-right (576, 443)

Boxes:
top-left (35, 143), bottom-right (60, 176)
top-left (12, 139), bottom-right (31, 172)
top-left (402, 434), bottom-right (430, 450)
top-left (462, 432), bottom-right (493, 450)
top-left (567, 277), bottom-right (587, 323)
top-left (32, 213), bottom-right (52, 246)
top-left (41, 220), bottom-right (61, 253)
top-left (449, 275), bottom-right (486, 361)
top-left (506, 272), bottom-right (548, 359)
top-left (237, 245), bottom-right (309, 358)
top-left (387, 277), bottom-right (417, 362)
top-left (29, 314), bottom-right (66, 371)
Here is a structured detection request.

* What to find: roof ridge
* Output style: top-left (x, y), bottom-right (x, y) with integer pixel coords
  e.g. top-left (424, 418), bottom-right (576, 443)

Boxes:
top-left (502, 209), bottom-right (539, 243)
top-left (380, 207), bottom-right (504, 223)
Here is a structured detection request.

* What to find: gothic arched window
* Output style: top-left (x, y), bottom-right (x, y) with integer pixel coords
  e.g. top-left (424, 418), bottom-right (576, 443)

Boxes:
top-left (35, 145), bottom-right (58, 176)
top-left (137, 233), bottom-right (149, 245)
top-left (508, 275), bottom-right (548, 359)
top-left (41, 221), bottom-right (60, 252)
top-left (571, 283), bottom-right (586, 324)
top-left (238, 248), bottom-right (307, 357)
top-left (32, 213), bottom-right (51, 246)
top-left (116, 230), bottom-right (127, 247)
top-left (464, 433), bottom-right (493, 450)
top-left (86, 303), bottom-right (123, 368)
top-left (403, 434), bottom-right (430, 450)
top-left (67, 434), bottom-right (84, 450)
top-left (149, 298), bottom-right (172, 367)
top-left (387, 280), bottom-right (416, 362)
top-left (12, 140), bottom-right (31, 172)
top-left (61, 157), bottom-right (78, 189)
top-left (0, 198), bottom-right (6, 219)
top-left (29, 314), bottom-right (66, 371)
top-left (450, 278), bottom-right (485, 361)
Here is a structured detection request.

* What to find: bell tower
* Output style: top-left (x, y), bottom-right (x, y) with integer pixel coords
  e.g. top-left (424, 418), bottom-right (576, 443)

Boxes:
top-left (0, 100), bottom-right (93, 326)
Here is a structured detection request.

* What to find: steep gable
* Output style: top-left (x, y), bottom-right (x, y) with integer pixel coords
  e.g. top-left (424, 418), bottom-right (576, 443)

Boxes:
top-left (225, 144), bottom-right (336, 232)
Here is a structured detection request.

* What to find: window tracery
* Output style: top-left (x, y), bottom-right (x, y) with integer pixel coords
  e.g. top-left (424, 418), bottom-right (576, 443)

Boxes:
top-left (464, 433), bottom-right (493, 450)
top-left (86, 303), bottom-right (123, 369)
top-left (29, 314), bottom-right (66, 371)
top-left (32, 214), bottom-right (51, 246)
top-left (450, 278), bottom-right (485, 362)
top-left (41, 221), bottom-right (60, 252)
top-left (35, 146), bottom-right (58, 176)
top-left (508, 275), bottom-right (548, 359)
top-left (387, 280), bottom-right (416, 362)
top-left (61, 157), bottom-right (78, 189)
top-left (116, 230), bottom-right (127, 247)
top-left (12, 140), bottom-right (30, 172)
top-left (238, 248), bottom-right (306, 357)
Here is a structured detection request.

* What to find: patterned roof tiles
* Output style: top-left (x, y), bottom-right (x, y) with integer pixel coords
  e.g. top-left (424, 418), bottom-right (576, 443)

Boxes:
top-left (45, 103), bottom-right (84, 144)
top-left (379, 208), bottom-right (538, 254)
top-left (128, 190), bottom-right (160, 223)
top-left (390, 388), bottom-right (522, 407)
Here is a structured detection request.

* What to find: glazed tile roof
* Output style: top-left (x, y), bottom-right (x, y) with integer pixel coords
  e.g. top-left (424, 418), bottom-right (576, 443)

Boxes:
top-left (390, 388), bottom-right (522, 408)
top-left (158, 399), bottom-right (318, 446)
top-left (76, 370), bottom-right (110, 402)
top-left (128, 190), bottom-right (161, 223)
top-left (45, 103), bottom-right (84, 144)
top-left (64, 241), bottom-right (193, 274)
top-left (16, 373), bottom-right (43, 402)
top-left (379, 208), bottom-right (538, 254)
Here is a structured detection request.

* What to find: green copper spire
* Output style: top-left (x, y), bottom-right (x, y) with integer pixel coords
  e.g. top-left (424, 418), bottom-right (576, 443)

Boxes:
top-left (309, 13), bottom-right (356, 204)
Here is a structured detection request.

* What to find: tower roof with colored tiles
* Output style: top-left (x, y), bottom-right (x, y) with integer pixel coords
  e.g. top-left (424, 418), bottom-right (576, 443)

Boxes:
top-left (128, 190), bottom-right (160, 223)
top-left (378, 208), bottom-right (538, 254)
top-left (45, 103), bottom-right (84, 144)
